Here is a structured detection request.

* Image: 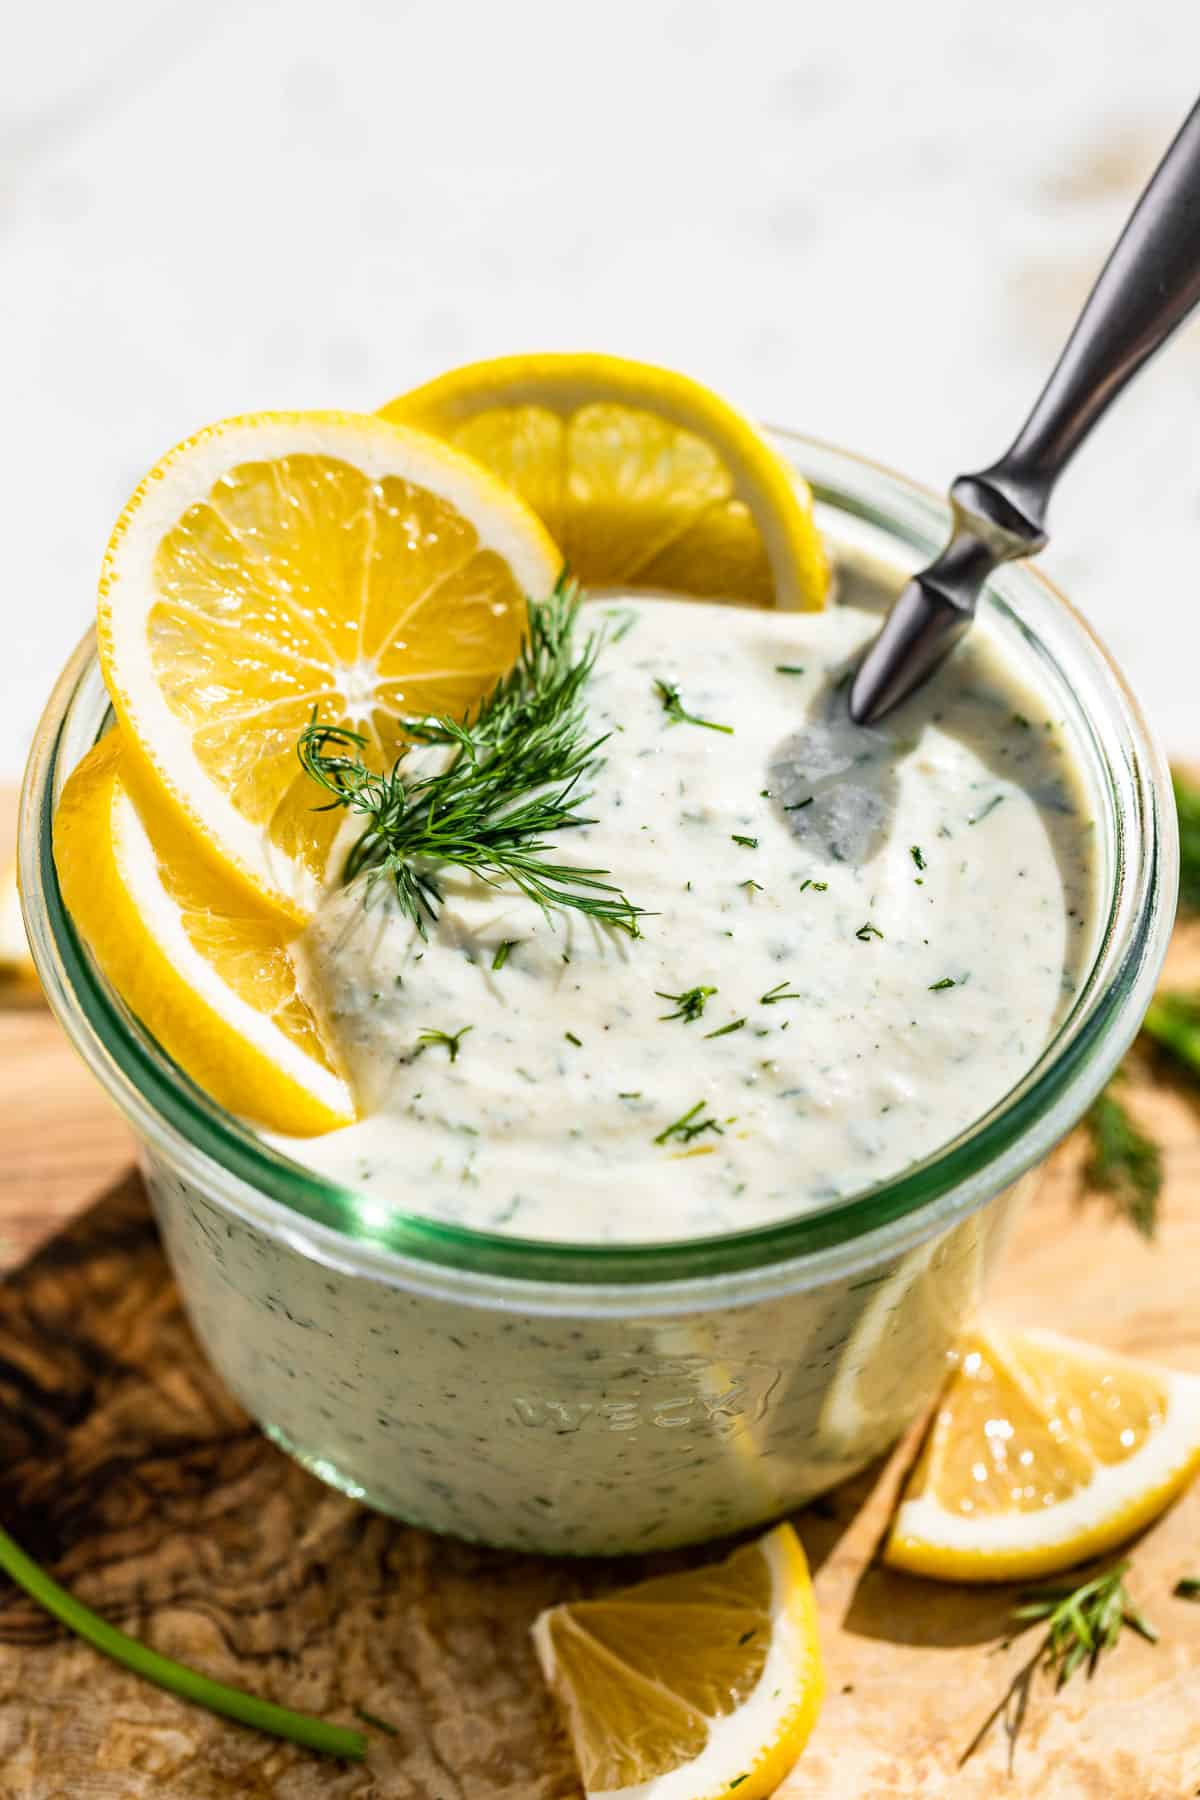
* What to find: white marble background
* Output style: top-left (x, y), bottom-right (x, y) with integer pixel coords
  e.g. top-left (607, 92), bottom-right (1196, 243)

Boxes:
top-left (4, 0), bottom-right (1200, 777)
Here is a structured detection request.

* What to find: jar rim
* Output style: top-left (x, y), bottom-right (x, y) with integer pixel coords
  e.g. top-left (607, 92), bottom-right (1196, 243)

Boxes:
top-left (19, 430), bottom-right (1178, 1295)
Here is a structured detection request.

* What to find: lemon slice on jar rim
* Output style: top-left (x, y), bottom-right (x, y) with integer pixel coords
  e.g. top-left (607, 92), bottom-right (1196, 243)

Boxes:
top-left (382, 353), bottom-right (829, 610)
top-left (53, 734), bottom-right (354, 1136)
top-left (96, 410), bottom-right (563, 924)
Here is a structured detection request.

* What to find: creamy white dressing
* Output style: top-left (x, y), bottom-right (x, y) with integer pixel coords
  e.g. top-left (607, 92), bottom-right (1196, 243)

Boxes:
top-left (282, 584), bottom-right (1098, 1243)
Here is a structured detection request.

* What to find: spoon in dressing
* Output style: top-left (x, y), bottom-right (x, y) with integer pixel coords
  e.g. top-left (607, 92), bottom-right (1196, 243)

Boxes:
top-left (850, 93), bottom-right (1200, 725)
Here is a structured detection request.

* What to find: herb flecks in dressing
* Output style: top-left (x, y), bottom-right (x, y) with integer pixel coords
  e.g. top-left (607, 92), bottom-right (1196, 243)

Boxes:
top-left (287, 593), bottom-right (1098, 1244)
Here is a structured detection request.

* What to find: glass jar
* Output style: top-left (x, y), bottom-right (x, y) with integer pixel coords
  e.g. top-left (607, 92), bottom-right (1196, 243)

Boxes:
top-left (19, 434), bottom-right (1177, 1555)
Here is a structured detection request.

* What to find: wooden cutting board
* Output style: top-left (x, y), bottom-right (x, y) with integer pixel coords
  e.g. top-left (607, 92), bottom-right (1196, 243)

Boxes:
top-left (3, 789), bottom-right (1200, 1798)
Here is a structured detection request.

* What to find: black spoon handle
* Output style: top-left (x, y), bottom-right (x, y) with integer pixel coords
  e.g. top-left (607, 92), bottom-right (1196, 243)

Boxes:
top-left (851, 93), bottom-right (1200, 725)
top-left (960, 94), bottom-right (1200, 543)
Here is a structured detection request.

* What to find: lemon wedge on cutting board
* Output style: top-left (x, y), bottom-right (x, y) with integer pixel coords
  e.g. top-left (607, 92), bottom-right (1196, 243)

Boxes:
top-left (532, 1522), bottom-right (824, 1799)
top-left (96, 410), bottom-right (562, 924)
top-left (53, 734), bottom-right (353, 1135)
top-left (884, 1326), bottom-right (1200, 1583)
top-left (382, 353), bottom-right (829, 609)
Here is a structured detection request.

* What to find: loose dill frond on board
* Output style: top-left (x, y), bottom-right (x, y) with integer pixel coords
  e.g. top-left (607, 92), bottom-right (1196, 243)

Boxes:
top-left (961, 1561), bottom-right (1156, 1772)
top-left (1014, 1561), bottom-right (1158, 1685)
top-left (1081, 1082), bottom-right (1162, 1240)
top-left (1142, 989), bottom-right (1200, 1082)
top-left (1172, 767), bottom-right (1200, 914)
top-left (297, 578), bottom-right (643, 939)
top-left (1078, 764), bottom-right (1200, 1215)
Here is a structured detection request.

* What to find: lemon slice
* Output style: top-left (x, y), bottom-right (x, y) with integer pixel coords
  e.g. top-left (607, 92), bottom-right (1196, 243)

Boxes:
top-left (52, 734), bottom-right (353, 1135)
top-left (382, 353), bottom-right (828, 609)
top-left (885, 1325), bottom-right (1200, 1583)
top-left (532, 1522), bottom-right (824, 1799)
top-left (97, 411), bottom-right (562, 923)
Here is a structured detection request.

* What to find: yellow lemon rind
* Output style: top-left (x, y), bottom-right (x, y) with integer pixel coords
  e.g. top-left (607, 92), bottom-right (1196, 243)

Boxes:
top-left (531, 1522), bottom-right (824, 1800)
top-left (884, 1332), bottom-right (1200, 1585)
top-left (97, 409), bottom-right (563, 925)
top-left (382, 352), bottom-right (829, 613)
top-left (53, 733), bottom-right (354, 1136)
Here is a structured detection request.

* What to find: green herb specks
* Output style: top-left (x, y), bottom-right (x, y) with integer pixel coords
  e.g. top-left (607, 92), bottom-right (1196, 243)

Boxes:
top-left (910, 845), bottom-right (927, 870)
top-left (654, 1102), bottom-right (726, 1147)
top-left (760, 981), bottom-right (801, 1005)
top-left (417, 1026), bottom-right (473, 1063)
top-left (969, 794), bottom-right (1005, 826)
top-left (929, 977), bottom-right (956, 991)
top-left (732, 834), bottom-right (758, 849)
top-left (855, 922), bottom-right (884, 942)
top-left (492, 940), bottom-right (518, 971)
top-left (604, 606), bottom-right (639, 642)
top-left (654, 678), bottom-right (733, 734)
top-left (658, 985), bottom-right (717, 1023)
top-left (706, 1018), bottom-right (746, 1039)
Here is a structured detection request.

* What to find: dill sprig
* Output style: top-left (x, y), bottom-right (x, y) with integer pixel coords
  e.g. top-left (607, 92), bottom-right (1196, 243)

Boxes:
top-left (1082, 1082), bottom-right (1162, 1240)
top-left (297, 579), bottom-right (643, 939)
top-left (653, 678), bottom-right (733, 734)
top-left (417, 1025), bottom-right (473, 1062)
top-left (962, 1561), bottom-right (1156, 1771)
top-left (1142, 989), bottom-right (1200, 1081)
top-left (657, 985), bottom-right (717, 1023)
top-left (1013, 1562), bottom-right (1158, 1682)
top-left (654, 1102), bottom-right (725, 1146)
top-left (1173, 767), bottom-right (1200, 913)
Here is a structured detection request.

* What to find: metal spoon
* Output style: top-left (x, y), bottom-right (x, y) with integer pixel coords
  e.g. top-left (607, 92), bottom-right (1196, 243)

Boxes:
top-left (849, 94), bottom-right (1200, 725)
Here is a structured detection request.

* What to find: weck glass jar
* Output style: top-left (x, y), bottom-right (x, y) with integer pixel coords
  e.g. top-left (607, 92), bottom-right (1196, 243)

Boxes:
top-left (19, 434), bottom-right (1177, 1554)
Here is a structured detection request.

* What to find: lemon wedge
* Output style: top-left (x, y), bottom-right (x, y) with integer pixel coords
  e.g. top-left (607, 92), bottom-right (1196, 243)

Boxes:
top-left (531, 1522), bottom-right (824, 1799)
top-left (97, 411), bottom-right (562, 923)
top-left (885, 1325), bottom-right (1200, 1583)
top-left (382, 353), bottom-right (828, 609)
top-left (53, 734), bottom-right (353, 1135)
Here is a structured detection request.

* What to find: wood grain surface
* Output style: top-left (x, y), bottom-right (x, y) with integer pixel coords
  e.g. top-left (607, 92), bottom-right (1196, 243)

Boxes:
top-left (2, 806), bottom-right (1200, 1798)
